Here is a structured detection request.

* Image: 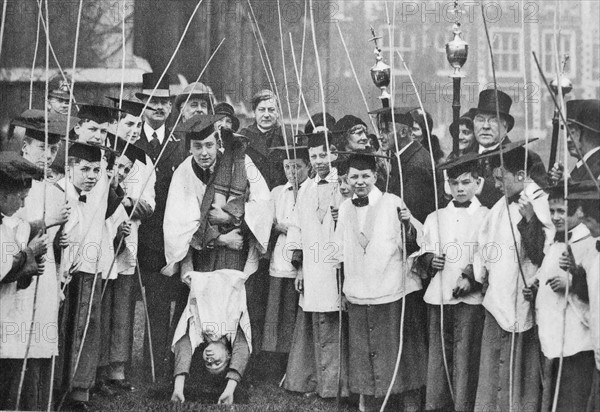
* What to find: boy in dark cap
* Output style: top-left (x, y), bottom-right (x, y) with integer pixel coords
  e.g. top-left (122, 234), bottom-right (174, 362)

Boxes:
top-left (473, 142), bottom-right (554, 412)
top-left (417, 155), bottom-right (488, 412)
top-left (0, 153), bottom-right (50, 411)
top-left (526, 184), bottom-right (596, 412)
top-left (162, 115), bottom-right (271, 404)
top-left (284, 127), bottom-right (349, 399)
top-left (549, 99), bottom-right (600, 183)
top-left (74, 104), bottom-right (121, 146)
top-left (261, 146), bottom-right (311, 374)
top-left (54, 142), bottom-right (111, 407)
top-left (563, 187), bottom-right (600, 412)
top-left (333, 152), bottom-right (425, 411)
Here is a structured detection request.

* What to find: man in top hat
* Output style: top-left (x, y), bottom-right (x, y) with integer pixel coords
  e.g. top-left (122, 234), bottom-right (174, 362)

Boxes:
top-left (239, 89), bottom-right (289, 190)
top-left (47, 73), bottom-right (72, 116)
top-left (371, 106), bottom-right (441, 223)
top-left (0, 152), bottom-right (52, 411)
top-left (174, 81), bottom-right (214, 122)
top-left (549, 99), bottom-right (600, 183)
top-left (469, 89), bottom-right (548, 207)
top-left (134, 73), bottom-right (190, 380)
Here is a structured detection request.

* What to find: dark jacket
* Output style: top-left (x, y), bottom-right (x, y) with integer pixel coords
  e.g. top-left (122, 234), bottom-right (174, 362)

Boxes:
top-left (570, 148), bottom-right (600, 182)
top-left (386, 141), bottom-right (443, 224)
top-left (239, 123), bottom-right (288, 190)
top-left (474, 137), bottom-right (549, 208)
top-left (136, 125), bottom-right (188, 253)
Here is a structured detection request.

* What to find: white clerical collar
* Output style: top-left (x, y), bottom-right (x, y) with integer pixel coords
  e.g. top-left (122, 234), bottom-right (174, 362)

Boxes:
top-left (284, 178), bottom-right (310, 191)
top-left (398, 140), bottom-right (414, 156)
top-left (569, 223), bottom-right (591, 243)
top-left (575, 146), bottom-right (600, 169)
top-left (479, 142), bottom-right (500, 154)
top-left (314, 167), bottom-right (338, 184)
top-left (257, 124), bottom-right (272, 134)
top-left (144, 123), bottom-right (166, 144)
top-left (352, 186), bottom-right (382, 206)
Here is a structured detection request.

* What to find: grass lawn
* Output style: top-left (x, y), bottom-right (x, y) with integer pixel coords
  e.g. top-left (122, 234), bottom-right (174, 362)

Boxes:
top-left (84, 304), bottom-right (357, 412)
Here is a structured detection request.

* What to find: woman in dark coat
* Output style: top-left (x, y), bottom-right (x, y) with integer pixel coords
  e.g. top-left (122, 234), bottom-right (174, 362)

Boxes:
top-left (410, 108), bottom-right (444, 165)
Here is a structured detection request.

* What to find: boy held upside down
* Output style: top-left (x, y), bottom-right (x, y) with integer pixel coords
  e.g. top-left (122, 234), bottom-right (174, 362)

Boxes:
top-left (170, 269), bottom-right (252, 405)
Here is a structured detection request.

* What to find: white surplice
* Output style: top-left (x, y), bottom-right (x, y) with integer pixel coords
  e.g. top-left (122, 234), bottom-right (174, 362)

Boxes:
top-left (162, 155), bottom-right (272, 278)
top-left (580, 237), bottom-right (600, 370)
top-left (420, 197), bottom-right (488, 305)
top-left (171, 269), bottom-right (252, 353)
top-left (474, 182), bottom-right (555, 333)
top-left (269, 180), bottom-right (309, 279)
top-left (535, 223), bottom-right (595, 359)
top-left (334, 187), bottom-right (423, 305)
top-left (287, 169), bottom-right (343, 312)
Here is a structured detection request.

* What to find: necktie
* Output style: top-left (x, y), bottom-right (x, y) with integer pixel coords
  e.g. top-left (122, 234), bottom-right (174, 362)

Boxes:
top-left (453, 200), bottom-right (471, 208)
top-left (79, 195), bottom-right (87, 203)
top-left (150, 131), bottom-right (160, 150)
top-left (596, 240), bottom-right (600, 252)
top-left (0, 214), bottom-right (3, 224)
top-left (352, 197), bottom-right (369, 207)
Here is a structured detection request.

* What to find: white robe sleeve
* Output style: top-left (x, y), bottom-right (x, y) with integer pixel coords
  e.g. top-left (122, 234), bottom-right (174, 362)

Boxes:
top-left (243, 155), bottom-right (273, 255)
top-left (162, 157), bottom-right (205, 277)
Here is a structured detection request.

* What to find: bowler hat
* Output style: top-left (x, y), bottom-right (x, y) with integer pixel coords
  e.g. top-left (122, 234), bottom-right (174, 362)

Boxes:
top-left (567, 99), bottom-right (600, 135)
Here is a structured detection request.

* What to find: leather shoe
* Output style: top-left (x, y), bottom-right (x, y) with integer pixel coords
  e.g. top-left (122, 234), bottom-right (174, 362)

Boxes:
top-left (93, 380), bottom-right (116, 397)
top-left (108, 379), bottom-right (135, 392)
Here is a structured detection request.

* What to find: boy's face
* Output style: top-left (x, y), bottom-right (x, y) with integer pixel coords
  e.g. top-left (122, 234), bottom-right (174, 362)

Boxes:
top-left (114, 114), bottom-right (142, 144)
top-left (190, 134), bottom-right (218, 169)
top-left (75, 119), bottom-right (109, 146)
top-left (0, 188), bottom-right (30, 216)
top-left (347, 167), bottom-right (376, 198)
top-left (22, 139), bottom-right (59, 170)
top-left (492, 166), bottom-right (524, 198)
top-left (448, 172), bottom-right (481, 204)
top-left (549, 197), bottom-right (582, 233)
top-left (69, 160), bottom-right (101, 192)
top-left (338, 174), bottom-right (353, 198)
top-left (116, 156), bottom-right (134, 185)
top-left (308, 145), bottom-right (336, 179)
top-left (203, 341), bottom-right (231, 375)
top-left (283, 158), bottom-right (309, 186)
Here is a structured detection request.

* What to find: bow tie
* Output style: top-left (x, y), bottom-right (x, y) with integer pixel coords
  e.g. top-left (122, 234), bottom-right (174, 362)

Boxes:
top-left (78, 195), bottom-right (87, 203)
top-left (352, 197), bottom-right (369, 207)
top-left (507, 193), bottom-right (521, 204)
top-left (453, 200), bottom-right (471, 208)
top-left (554, 231), bottom-right (573, 243)
top-left (597, 240), bottom-right (600, 252)
top-left (317, 180), bottom-right (329, 185)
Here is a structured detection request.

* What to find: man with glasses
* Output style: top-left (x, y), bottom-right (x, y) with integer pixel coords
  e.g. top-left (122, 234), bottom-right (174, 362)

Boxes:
top-left (469, 89), bottom-right (547, 207)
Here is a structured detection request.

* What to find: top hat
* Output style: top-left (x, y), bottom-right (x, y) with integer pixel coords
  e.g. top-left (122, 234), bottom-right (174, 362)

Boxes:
top-left (469, 89), bottom-right (515, 132)
top-left (135, 73), bottom-right (171, 100)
